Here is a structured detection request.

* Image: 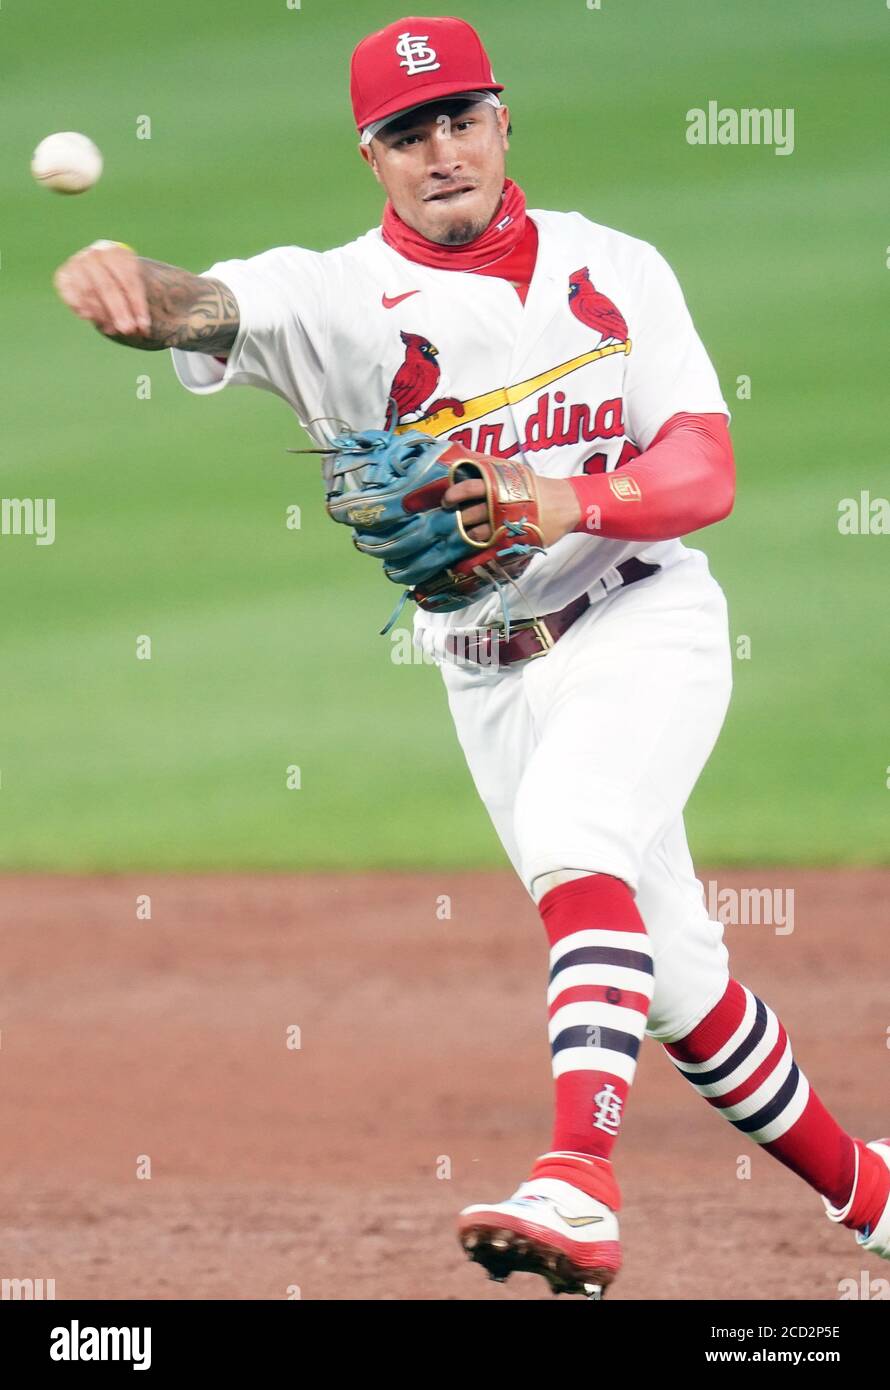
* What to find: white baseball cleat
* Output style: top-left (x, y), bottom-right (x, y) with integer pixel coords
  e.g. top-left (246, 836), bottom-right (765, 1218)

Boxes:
top-left (853, 1140), bottom-right (890, 1258)
top-left (824, 1138), bottom-right (890, 1259)
top-left (458, 1175), bottom-right (621, 1298)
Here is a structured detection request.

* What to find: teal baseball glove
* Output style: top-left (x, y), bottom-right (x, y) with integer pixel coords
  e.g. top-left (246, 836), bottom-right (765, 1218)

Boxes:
top-left (322, 424), bottom-right (546, 632)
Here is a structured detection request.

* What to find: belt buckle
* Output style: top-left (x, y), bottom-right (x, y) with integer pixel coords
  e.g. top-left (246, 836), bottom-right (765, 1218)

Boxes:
top-left (453, 615), bottom-right (556, 668)
top-left (513, 616), bottom-right (555, 661)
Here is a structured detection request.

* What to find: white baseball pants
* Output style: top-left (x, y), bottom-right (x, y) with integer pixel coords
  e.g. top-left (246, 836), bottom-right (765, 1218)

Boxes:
top-left (438, 548), bottom-right (733, 1042)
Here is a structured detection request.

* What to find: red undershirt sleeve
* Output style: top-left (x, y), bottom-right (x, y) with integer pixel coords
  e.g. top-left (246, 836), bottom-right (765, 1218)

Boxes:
top-left (567, 411), bottom-right (735, 542)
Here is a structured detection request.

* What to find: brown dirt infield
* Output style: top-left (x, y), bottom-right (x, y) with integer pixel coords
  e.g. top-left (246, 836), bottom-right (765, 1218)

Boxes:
top-left (1, 869), bottom-right (887, 1301)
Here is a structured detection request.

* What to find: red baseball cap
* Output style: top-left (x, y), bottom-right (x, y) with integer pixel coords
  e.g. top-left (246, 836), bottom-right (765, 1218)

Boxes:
top-left (350, 16), bottom-right (504, 136)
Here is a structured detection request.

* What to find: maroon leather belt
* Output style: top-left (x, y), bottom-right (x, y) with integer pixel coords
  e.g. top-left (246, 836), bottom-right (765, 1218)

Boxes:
top-left (444, 557), bottom-right (661, 669)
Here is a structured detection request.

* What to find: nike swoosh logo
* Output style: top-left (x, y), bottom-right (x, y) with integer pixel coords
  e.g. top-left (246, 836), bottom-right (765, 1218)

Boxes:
top-left (382, 291), bottom-right (420, 309)
top-left (555, 1210), bottom-right (606, 1228)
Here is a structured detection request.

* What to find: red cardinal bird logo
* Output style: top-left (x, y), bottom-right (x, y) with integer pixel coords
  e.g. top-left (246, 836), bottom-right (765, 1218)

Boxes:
top-left (568, 268), bottom-right (628, 343)
top-left (385, 330), bottom-right (464, 426)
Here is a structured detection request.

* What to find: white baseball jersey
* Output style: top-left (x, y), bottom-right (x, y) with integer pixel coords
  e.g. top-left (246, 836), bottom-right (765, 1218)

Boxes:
top-left (172, 209), bottom-right (729, 658)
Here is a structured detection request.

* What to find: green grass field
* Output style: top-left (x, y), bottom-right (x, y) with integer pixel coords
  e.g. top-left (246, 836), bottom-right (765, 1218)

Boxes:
top-left (0, 0), bottom-right (887, 870)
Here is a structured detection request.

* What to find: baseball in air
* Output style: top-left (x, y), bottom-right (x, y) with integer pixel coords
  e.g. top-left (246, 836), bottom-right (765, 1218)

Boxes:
top-left (31, 132), bottom-right (103, 194)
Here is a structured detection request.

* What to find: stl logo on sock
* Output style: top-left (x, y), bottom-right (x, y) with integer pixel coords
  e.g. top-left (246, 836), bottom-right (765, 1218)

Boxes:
top-left (592, 1083), bottom-right (624, 1136)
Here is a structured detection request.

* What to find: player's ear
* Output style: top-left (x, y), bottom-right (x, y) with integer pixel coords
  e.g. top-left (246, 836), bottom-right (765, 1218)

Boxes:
top-left (359, 142), bottom-right (383, 185)
top-left (497, 105), bottom-right (511, 153)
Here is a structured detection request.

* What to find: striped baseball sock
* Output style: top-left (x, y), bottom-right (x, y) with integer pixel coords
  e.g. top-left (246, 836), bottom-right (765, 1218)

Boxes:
top-left (539, 875), bottom-right (655, 1178)
top-left (663, 978), bottom-right (890, 1231)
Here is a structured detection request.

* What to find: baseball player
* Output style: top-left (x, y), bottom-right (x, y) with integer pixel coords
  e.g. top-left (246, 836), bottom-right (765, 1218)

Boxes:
top-left (54, 15), bottom-right (890, 1299)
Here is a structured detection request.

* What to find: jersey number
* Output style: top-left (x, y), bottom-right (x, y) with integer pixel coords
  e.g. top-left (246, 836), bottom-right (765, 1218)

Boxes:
top-left (581, 439), bottom-right (641, 474)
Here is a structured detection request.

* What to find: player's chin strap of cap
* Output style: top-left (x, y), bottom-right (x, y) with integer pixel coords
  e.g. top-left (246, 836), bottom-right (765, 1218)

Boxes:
top-left (360, 91), bottom-right (502, 146)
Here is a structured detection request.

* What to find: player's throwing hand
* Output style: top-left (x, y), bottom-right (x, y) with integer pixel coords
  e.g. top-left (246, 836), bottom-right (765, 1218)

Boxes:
top-left (53, 243), bottom-right (240, 354)
top-left (54, 240), bottom-right (150, 339)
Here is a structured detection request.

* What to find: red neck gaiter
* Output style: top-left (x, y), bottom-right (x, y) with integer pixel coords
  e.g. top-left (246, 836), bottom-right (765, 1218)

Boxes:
top-left (381, 178), bottom-right (528, 271)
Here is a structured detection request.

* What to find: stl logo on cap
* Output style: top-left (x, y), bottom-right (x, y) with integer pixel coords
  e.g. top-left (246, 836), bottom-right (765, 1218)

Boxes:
top-left (396, 31), bottom-right (441, 77)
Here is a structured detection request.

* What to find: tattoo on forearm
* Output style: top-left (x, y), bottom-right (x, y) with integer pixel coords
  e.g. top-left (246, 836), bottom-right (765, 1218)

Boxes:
top-left (108, 260), bottom-right (239, 353)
